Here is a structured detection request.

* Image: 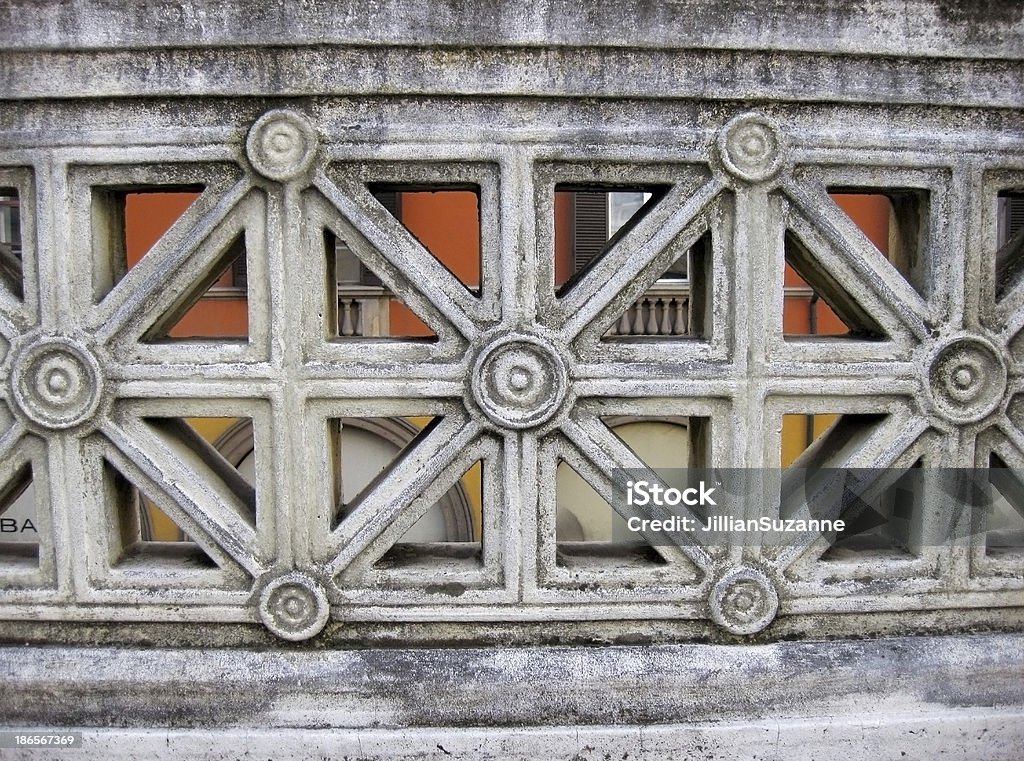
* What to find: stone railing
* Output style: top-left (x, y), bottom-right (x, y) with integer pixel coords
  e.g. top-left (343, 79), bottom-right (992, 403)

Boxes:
top-left (1, 2), bottom-right (1023, 757)
top-left (336, 285), bottom-right (391, 337)
top-left (605, 279), bottom-right (689, 337)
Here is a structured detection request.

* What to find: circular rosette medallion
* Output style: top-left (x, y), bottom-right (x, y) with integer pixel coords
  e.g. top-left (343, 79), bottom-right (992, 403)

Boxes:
top-left (925, 336), bottom-right (1007, 424)
top-left (717, 113), bottom-right (786, 183)
top-left (708, 566), bottom-right (779, 636)
top-left (10, 336), bottom-right (104, 432)
top-left (469, 333), bottom-right (570, 430)
top-left (258, 572), bottom-right (331, 642)
top-left (245, 109), bottom-right (318, 182)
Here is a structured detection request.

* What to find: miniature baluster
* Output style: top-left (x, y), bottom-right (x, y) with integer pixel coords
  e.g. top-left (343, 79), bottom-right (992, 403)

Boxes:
top-left (672, 298), bottom-right (687, 335)
top-left (631, 300), bottom-right (645, 335)
top-left (618, 311), bottom-right (633, 335)
top-left (340, 299), bottom-right (355, 336)
top-left (646, 298), bottom-right (660, 334)
top-left (353, 299), bottom-right (363, 336)
top-left (659, 298), bottom-right (673, 334)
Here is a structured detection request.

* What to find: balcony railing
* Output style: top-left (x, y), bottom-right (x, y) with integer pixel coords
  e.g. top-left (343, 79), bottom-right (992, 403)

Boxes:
top-left (337, 284), bottom-right (392, 337)
top-left (605, 279), bottom-right (690, 337)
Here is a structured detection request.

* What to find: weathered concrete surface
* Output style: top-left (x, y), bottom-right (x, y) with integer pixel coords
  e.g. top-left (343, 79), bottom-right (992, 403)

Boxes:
top-left (2, 634), bottom-right (1024, 728)
top-left (1, 1), bottom-right (1023, 758)
top-left (4, 716), bottom-right (1024, 761)
top-left (3, 46), bottom-right (1023, 107)
top-left (2, 635), bottom-right (1024, 758)
top-left (1, 0), bottom-right (1022, 58)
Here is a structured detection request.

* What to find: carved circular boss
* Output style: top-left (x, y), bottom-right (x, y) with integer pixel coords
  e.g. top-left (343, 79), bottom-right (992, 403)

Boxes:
top-left (708, 566), bottom-right (779, 636)
top-left (246, 109), bottom-right (319, 182)
top-left (9, 336), bottom-right (105, 431)
top-left (718, 113), bottom-right (786, 183)
top-left (925, 336), bottom-right (1007, 424)
top-left (258, 572), bottom-right (330, 641)
top-left (469, 333), bottom-right (570, 430)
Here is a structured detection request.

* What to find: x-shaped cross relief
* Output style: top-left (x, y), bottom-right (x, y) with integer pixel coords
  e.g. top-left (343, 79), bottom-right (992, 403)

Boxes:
top-left (1, 110), bottom-right (1020, 642)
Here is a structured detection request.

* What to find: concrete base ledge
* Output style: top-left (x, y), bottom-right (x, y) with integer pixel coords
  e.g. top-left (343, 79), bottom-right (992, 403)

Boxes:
top-left (1, 633), bottom-right (1023, 758)
top-left (3, 715), bottom-right (1024, 761)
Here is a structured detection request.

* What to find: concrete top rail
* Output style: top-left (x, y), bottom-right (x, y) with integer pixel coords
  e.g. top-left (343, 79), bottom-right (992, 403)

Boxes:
top-left (1, 0), bottom-right (1022, 59)
top-left (2, 2), bottom-right (1023, 107)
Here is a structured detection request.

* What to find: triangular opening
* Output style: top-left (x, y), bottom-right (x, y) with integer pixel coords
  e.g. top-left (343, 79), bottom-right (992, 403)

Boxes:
top-left (553, 185), bottom-right (671, 296)
top-left (555, 458), bottom-right (666, 568)
top-left (139, 497), bottom-right (188, 542)
top-left (331, 416), bottom-right (452, 530)
top-left (783, 229), bottom-right (889, 340)
top-left (0, 186), bottom-right (24, 300)
top-left (556, 459), bottom-right (623, 543)
top-left (209, 417), bottom-right (258, 482)
top-left (375, 458), bottom-right (484, 570)
top-left (0, 462), bottom-right (40, 568)
top-left (574, 417), bottom-right (700, 555)
top-left (325, 229), bottom-right (438, 340)
top-left (103, 458), bottom-right (219, 570)
top-left (142, 232), bottom-right (249, 341)
top-left (91, 187), bottom-right (204, 303)
top-left (986, 452), bottom-right (1024, 556)
top-left (398, 458), bottom-right (481, 544)
top-left (602, 414), bottom-right (705, 469)
top-left (592, 415), bottom-right (706, 562)
top-left (995, 190), bottom-right (1024, 301)
top-left (827, 188), bottom-right (931, 299)
top-left (140, 417), bottom-right (257, 530)
top-left (781, 413), bottom-right (841, 468)
top-left (367, 185), bottom-right (482, 296)
top-left (602, 231), bottom-right (710, 340)
top-left (818, 460), bottom-right (921, 561)
top-left (778, 412), bottom-right (916, 562)
top-left (782, 413), bottom-right (890, 470)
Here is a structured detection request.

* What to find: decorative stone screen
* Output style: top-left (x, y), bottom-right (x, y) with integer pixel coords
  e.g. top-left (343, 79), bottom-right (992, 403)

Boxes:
top-left (1, 2), bottom-right (1023, 757)
top-left (1, 2), bottom-right (1023, 643)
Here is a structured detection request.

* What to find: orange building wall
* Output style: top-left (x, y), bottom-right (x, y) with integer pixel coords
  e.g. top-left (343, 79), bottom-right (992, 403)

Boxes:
top-left (388, 190), bottom-right (481, 337)
top-left (399, 191), bottom-right (481, 289)
top-left (785, 194), bottom-right (892, 336)
top-left (124, 192), bottom-right (248, 339)
top-left (553, 191), bottom-right (575, 288)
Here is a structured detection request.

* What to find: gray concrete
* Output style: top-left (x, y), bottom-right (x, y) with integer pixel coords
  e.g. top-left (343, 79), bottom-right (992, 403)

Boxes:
top-left (4, 717), bottom-right (1024, 761)
top-left (2, 634), bottom-right (1024, 759)
top-left (2, 0), bottom-right (1022, 58)
top-left (0, 0), bottom-right (1023, 757)
top-left (3, 634), bottom-right (1024, 728)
